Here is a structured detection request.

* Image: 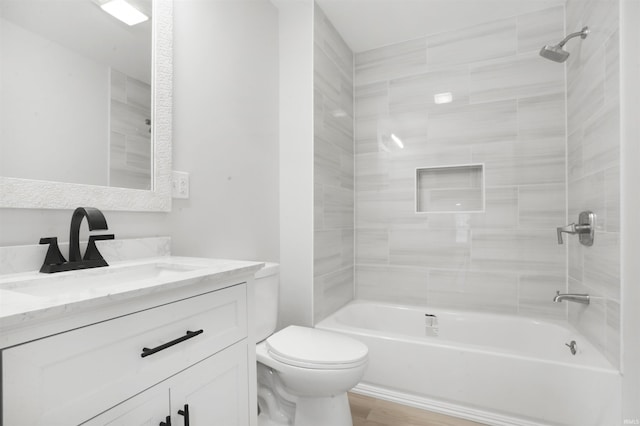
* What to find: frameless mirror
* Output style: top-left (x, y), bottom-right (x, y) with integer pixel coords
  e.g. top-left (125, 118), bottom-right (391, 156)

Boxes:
top-left (0, 0), bottom-right (172, 211)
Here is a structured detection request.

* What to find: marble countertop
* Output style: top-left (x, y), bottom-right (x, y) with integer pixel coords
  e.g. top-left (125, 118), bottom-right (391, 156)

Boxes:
top-left (0, 256), bottom-right (264, 331)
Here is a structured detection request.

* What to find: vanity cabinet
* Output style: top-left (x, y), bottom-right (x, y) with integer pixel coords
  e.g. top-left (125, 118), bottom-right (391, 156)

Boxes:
top-left (1, 272), bottom-right (257, 426)
top-left (85, 341), bottom-right (249, 426)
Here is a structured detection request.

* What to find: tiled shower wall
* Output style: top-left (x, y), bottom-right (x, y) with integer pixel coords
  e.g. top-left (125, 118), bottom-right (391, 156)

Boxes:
top-left (566, 0), bottom-right (620, 368)
top-left (313, 4), bottom-right (355, 323)
top-left (354, 6), bottom-right (569, 318)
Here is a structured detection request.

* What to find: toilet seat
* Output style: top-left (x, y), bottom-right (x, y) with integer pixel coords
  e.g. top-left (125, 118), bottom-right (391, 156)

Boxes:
top-left (265, 326), bottom-right (368, 370)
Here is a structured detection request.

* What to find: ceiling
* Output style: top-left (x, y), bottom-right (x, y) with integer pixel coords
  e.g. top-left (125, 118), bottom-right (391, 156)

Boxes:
top-left (315, 0), bottom-right (565, 52)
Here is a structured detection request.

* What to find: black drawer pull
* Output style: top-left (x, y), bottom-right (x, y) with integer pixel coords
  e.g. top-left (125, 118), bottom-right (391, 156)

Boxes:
top-left (141, 330), bottom-right (204, 358)
top-left (160, 415), bottom-right (171, 426)
top-left (178, 404), bottom-right (190, 426)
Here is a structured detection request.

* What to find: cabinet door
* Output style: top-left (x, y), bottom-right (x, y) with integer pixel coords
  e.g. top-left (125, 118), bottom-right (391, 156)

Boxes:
top-left (82, 384), bottom-right (169, 426)
top-left (170, 341), bottom-right (250, 426)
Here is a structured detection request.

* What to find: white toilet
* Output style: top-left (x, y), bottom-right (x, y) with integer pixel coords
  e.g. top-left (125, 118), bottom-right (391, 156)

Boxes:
top-left (254, 263), bottom-right (368, 426)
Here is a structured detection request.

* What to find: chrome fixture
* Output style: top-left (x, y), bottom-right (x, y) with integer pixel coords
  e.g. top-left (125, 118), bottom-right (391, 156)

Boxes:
top-left (425, 314), bottom-right (439, 337)
top-left (39, 207), bottom-right (114, 273)
top-left (565, 340), bottom-right (577, 355)
top-left (540, 26), bottom-right (589, 63)
top-left (557, 211), bottom-right (596, 246)
top-left (554, 291), bottom-right (590, 305)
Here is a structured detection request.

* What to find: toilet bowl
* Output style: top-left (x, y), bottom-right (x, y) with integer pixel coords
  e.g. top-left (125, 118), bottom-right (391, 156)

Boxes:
top-left (254, 264), bottom-right (368, 426)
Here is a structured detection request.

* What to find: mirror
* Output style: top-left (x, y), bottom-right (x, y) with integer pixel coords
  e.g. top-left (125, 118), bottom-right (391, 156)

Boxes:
top-left (0, 0), bottom-right (172, 211)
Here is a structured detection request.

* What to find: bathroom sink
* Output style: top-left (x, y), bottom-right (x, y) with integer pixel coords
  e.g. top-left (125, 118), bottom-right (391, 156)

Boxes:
top-left (0, 261), bottom-right (205, 298)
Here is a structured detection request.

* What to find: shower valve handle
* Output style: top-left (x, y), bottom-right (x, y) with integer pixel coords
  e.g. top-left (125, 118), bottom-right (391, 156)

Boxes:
top-left (556, 211), bottom-right (595, 246)
top-left (556, 223), bottom-right (590, 244)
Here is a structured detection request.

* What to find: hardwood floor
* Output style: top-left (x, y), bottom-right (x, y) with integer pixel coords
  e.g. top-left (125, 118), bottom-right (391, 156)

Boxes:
top-left (348, 392), bottom-right (487, 426)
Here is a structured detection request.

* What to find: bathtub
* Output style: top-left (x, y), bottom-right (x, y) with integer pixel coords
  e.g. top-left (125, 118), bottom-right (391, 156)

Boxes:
top-left (316, 300), bottom-right (621, 426)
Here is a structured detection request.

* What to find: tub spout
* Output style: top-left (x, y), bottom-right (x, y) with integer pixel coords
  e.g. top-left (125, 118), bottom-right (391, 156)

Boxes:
top-left (553, 291), bottom-right (590, 305)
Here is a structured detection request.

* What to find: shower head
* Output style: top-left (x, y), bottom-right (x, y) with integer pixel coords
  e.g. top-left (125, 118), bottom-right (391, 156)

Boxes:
top-left (539, 26), bottom-right (590, 63)
top-left (539, 44), bottom-right (571, 62)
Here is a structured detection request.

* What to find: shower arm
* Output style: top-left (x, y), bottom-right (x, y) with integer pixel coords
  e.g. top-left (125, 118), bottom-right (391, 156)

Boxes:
top-left (557, 26), bottom-right (590, 47)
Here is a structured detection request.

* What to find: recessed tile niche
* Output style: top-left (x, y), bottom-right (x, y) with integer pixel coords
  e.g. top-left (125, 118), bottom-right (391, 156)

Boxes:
top-left (415, 164), bottom-right (485, 213)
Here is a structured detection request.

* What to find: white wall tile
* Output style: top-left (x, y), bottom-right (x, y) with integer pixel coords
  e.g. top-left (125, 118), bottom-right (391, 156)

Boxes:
top-left (604, 29), bottom-right (620, 106)
top-left (389, 228), bottom-right (471, 269)
top-left (566, 0), bottom-right (620, 368)
top-left (356, 38), bottom-right (427, 86)
top-left (567, 45), bottom-right (605, 132)
top-left (469, 53), bottom-right (564, 103)
top-left (427, 18), bottom-right (517, 69)
top-left (519, 274), bottom-right (566, 319)
top-left (323, 185), bottom-right (354, 229)
top-left (474, 138), bottom-right (565, 186)
top-left (389, 67), bottom-right (470, 114)
top-left (356, 228), bottom-right (389, 264)
top-left (352, 5), bottom-right (573, 323)
top-left (568, 236), bottom-right (584, 282)
top-left (567, 128), bottom-right (584, 181)
top-left (427, 269), bottom-right (518, 313)
top-left (582, 104), bottom-right (620, 176)
top-left (471, 229), bottom-right (564, 274)
top-left (518, 183), bottom-right (566, 229)
top-left (427, 100), bottom-right (517, 145)
top-left (356, 264), bottom-right (428, 305)
top-left (583, 231), bottom-right (620, 301)
top-left (315, 5), bottom-right (353, 79)
top-left (567, 171), bottom-right (606, 230)
top-left (568, 278), bottom-right (606, 354)
top-left (355, 81), bottom-right (388, 115)
top-left (470, 187), bottom-right (518, 229)
top-left (605, 166), bottom-right (620, 232)
top-left (316, 266), bottom-right (354, 322)
top-left (314, 3), bottom-right (355, 321)
top-left (517, 93), bottom-right (565, 142)
top-left (517, 6), bottom-right (565, 54)
top-left (605, 299), bottom-right (621, 368)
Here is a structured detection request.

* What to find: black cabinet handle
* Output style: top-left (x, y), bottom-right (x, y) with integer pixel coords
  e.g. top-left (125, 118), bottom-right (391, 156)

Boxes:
top-left (178, 404), bottom-right (190, 426)
top-left (141, 330), bottom-right (204, 358)
top-left (160, 415), bottom-right (171, 426)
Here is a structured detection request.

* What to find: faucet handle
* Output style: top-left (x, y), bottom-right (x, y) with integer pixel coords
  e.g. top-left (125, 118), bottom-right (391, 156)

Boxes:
top-left (39, 237), bottom-right (67, 272)
top-left (556, 223), bottom-right (577, 244)
top-left (83, 234), bottom-right (114, 262)
top-left (557, 211), bottom-right (596, 245)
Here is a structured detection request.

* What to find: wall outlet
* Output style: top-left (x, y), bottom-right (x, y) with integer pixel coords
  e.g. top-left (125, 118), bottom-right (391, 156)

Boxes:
top-left (172, 171), bottom-right (190, 199)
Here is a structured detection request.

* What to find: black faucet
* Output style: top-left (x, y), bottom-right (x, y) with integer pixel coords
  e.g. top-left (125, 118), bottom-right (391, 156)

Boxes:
top-left (39, 207), bottom-right (114, 273)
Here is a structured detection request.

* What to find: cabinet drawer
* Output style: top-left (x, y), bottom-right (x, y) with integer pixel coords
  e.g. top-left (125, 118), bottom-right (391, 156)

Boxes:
top-left (2, 283), bottom-right (247, 426)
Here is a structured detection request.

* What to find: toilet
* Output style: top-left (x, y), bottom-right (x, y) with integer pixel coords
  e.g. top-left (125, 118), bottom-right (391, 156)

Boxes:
top-left (254, 263), bottom-right (368, 426)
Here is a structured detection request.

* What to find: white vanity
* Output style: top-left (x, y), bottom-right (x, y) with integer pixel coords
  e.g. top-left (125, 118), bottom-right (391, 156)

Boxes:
top-left (0, 253), bottom-right (261, 426)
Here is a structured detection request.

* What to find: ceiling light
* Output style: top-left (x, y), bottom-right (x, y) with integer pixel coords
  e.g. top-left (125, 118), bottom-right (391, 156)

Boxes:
top-left (390, 133), bottom-right (404, 149)
top-left (434, 92), bottom-right (453, 105)
top-left (101, 0), bottom-right (149, 26)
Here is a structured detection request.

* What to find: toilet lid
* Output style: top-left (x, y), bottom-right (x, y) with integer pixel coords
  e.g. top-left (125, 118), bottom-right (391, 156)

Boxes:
top-left (265, 326), bottom-right (368, 370)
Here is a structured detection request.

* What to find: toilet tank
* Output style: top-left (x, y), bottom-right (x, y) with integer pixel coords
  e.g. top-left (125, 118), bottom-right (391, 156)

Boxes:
top-left (254, 262), bottom-right (279, 342)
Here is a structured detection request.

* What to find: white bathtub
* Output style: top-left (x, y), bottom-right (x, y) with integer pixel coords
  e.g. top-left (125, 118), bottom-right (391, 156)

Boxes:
top-left (316, 300), bottom-right (621, 426)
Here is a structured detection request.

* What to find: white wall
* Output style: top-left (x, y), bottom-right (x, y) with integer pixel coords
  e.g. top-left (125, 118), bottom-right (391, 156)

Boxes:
top-left (620, 0), bottom-right (640, 420)
top-left (169, 0), bottom-right (279, 262)
top-left (272, 0), bottom-right (314, 328)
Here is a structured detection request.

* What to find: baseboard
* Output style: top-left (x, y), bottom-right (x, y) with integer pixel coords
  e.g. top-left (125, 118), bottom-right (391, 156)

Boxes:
top-left (352, 383), bottom-right (551, 426)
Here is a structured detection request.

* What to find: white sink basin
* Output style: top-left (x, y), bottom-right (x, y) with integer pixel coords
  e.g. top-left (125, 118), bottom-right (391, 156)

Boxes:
top-left (0, 261), bottom-right (205, 298)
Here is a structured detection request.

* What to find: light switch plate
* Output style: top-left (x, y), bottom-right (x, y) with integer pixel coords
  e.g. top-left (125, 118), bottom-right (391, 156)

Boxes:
top-left (172, 171), bottom-right (190, 199)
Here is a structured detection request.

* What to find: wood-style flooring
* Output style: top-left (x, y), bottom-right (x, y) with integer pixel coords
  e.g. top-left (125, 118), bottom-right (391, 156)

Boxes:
top-left (348, 392), bottom-right (487, 426)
